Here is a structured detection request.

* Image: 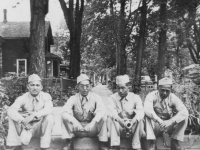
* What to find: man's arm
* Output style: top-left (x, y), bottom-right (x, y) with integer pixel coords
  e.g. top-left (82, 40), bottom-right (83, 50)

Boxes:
top-left (92, 94), bottom-right (106, 123)
top-left (170, 94), bottom-right (189, 123)
top-left (61, 96), bottom-right (78, 123)
top-left (144, 92), bottom-right (163, 123)
top-left (7, 96), bottom-right (24, 123)
top-left (107, 96), bottom-right (119, 120)
top-left (133, 95), bottom-right (144, 122)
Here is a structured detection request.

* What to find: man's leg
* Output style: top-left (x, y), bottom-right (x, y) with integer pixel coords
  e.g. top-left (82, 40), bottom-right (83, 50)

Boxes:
top-left (108, 117), bottom-right (121, 148)
top-left (96, 115), bottom-right (108, 142)
top-left (170, 119), bottom-right (188, 141)
top-left (73, 116), bottom-right (109, 150)
top-left (167, 118), bottom-right (188, 150)
top-left (39, 114), bottom-right (55, 149)
top-left (145, 117), bottom-right (160, 150)
top-left (95, 115), bottom-right (109, 150)
top-left (61, 113), bottom-right (77, 150)
top-left (6, 119), bottom-right (23, 147)
top-left (131, 120), bottom-right (144, 149)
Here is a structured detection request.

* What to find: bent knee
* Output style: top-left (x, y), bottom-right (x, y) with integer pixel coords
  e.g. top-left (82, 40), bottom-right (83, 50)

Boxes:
top-left (61, 112), bottom-right (69, 121)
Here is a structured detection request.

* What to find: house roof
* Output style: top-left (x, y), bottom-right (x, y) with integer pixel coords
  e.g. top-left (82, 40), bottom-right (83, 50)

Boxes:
top-left (0, 21), bottom-right (51, 39)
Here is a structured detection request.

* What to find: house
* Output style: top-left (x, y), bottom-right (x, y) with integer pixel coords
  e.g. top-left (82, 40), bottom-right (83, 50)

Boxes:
top-left (0, 9), bottom-right (61, 78)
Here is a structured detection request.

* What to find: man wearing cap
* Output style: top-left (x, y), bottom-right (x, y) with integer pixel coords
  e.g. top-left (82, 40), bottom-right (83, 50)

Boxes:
top-left (108, 75), bottom-right (145, 150)
top-left (144, 77), bottom-right (189, 150)
top-left (7, 74), bottom-right (54, 150)
top-left (61, 74), bottom-right (108, 150)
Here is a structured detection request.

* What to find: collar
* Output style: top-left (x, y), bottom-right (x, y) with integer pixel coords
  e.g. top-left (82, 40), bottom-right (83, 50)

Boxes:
top-left (28, 92), bottom-right (41, 101)
top-left (79, 92), bottom-right (91, 101)
top-left (117, 92), bottom-right (130, 101)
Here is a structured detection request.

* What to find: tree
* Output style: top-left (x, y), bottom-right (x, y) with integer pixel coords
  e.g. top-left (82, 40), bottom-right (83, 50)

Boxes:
top-left (167, 0), bottom-right (200, 64)
top-left (59, 0), bottom-right (84, 79)
top-left (81, 0), bottom-right (141, 77)
top-left (29, 0), bottom-right (49, 77)
top-left (157, 0), bottom-right (167, 80)
top-left (134, 0), bottom-right (147, 90)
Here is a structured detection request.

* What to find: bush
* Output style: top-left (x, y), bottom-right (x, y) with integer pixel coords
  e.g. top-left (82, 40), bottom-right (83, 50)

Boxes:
top-left (0, 80), bottom-right (10, 146)
top-left (0, 76), bottom-right (77, 106)
top-left (173, 77), bottom-right (200, 135)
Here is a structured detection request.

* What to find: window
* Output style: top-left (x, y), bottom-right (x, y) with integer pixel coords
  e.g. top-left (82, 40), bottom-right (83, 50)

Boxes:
top-left (16, 59), bottom-right (27, 76)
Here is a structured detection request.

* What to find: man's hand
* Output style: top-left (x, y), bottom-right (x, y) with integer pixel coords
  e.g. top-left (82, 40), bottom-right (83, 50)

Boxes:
top-left (159, 119), bottom-right (173, 129)
top-left (72, 120), bottom-right (84, 131)
top-left (22, 114), bottom-right (35, 126)
top-left (115, 116), bottom-right (124, 127)
top-left (84, 121), bottom-right (96, 132)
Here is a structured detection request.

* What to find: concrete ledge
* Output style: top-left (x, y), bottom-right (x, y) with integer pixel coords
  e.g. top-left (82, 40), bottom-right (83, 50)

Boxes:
top-left (73, 137), bottom-right (99, 150)
top-left (156, 135), bottom-right (200, 150)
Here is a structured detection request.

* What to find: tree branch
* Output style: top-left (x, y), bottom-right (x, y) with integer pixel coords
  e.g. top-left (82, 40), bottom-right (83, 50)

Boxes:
top-left (188, 46), bottom-right (198, 63)
top-left (126, 0), bottom-right (141, 27)
top-left (186, 39), bottom-right (198, 63)
top-left (58, 0), bottom-right (70, 29)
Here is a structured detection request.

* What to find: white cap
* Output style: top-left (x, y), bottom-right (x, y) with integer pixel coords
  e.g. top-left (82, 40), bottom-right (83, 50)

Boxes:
top-left (116, 75), bottom-right (130, 85)
top-left (28, 74), bottom-right (41, 83)
top-left (158, 77), bottom-right (173, 85)
top-left (77, 74), bottom-right (90, 84)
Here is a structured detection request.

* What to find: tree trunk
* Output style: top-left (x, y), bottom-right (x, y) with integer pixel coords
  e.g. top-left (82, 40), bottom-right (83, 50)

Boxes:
top-left (29, 0), bottom-right (48, 77)
top-left (116, 0), bottom-right (126, 75)
top-left (157, 0), bottom-right (167, 80)
top-left (134, 0), bottom-right (147, 92)
top-left (59, 0), bottom-right (84, 79)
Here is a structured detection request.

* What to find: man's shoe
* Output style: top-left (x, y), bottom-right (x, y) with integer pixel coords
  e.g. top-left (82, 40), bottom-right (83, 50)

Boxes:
top-left (62, 139), bottom-right (73, 150)
top-left (146, 140), bottom-right (156, 150)
top-left (99, 142), bottom-right (109, 150)
top-left (12, 145), bottom-right (24, 150)
top-left (171, 139), bottom-right (185, 150)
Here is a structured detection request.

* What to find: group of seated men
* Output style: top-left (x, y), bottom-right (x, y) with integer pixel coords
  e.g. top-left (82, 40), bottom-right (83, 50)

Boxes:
top-left (6, 73), bottom-right (188, 150)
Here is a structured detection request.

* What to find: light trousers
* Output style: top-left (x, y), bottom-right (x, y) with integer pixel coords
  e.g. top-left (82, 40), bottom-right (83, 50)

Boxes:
top-left (6, 114), bottom-right (55, 148)
top-left (108, 117), bottom-right (144, 149)
top-left (145, 117), bottom-right (188, 141)
top-left (61, 114), bottom-right (108, 142)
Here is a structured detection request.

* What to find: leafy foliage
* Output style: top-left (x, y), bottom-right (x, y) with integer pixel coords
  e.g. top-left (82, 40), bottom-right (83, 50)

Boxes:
top-left (173, 68), bottom-right (200, 134)
top-left (0, 81), bottom-right (10, 147)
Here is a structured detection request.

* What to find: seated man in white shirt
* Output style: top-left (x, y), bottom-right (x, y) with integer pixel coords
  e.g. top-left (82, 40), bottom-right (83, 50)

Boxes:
top-left (61, 74), bottom-right (108, 150)
top-left (144, 77), bottom-right (189, 150)
top-left (108, 75), bottom-right (145, 150)
top-left (7, 74), bottom-right (55, 150)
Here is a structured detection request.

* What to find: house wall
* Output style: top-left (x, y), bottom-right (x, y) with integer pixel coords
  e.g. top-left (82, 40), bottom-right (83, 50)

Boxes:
top-left (2, 39), bottom-right (29, 76)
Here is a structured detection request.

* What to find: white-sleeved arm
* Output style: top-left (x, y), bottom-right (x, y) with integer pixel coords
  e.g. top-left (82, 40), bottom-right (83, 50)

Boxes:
top-left (144, 92), bottom-right (163, 123)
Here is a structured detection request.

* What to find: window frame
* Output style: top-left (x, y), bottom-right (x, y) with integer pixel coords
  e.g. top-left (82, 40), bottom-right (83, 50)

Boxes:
top-left (16, 59), bottom-right (27, 76)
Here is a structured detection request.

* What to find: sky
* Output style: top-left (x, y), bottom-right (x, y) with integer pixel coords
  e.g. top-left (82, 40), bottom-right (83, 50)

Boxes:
top-left (0, 0), bottom-right (65, 34)
top-left (0, 0), bottom-right (142, 35)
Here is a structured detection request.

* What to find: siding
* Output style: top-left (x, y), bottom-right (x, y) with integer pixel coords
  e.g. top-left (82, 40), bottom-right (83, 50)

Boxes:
top-left (2, 39), bottom-right (29, 76)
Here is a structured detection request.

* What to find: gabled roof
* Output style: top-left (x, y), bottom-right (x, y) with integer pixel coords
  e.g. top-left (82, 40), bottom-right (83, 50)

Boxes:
top-left (0, 21), bottom-right (51, 39)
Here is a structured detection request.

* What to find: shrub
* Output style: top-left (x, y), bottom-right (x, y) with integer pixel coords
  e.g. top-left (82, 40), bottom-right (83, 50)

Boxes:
top-left (173, 76), bottom-right (200, 135)
top-left (0, 80), bottom-right (10, 147)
